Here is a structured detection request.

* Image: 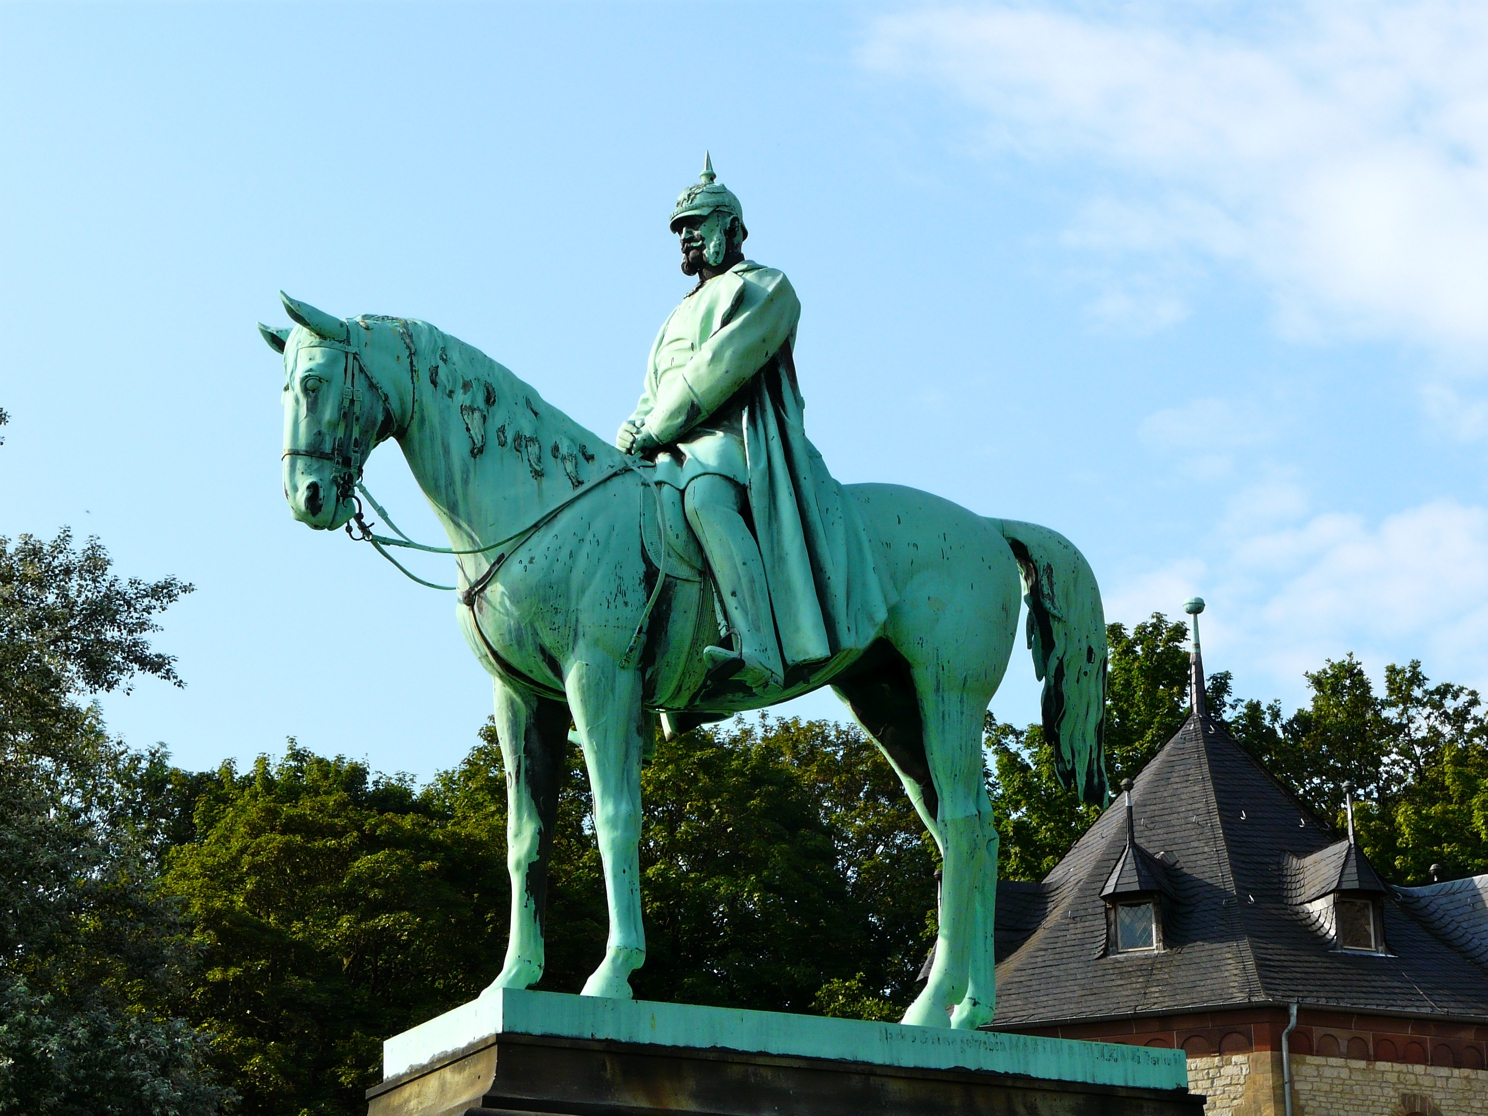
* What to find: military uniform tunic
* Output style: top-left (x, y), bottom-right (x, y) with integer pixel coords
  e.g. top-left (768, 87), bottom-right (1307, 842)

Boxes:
top-left (629, 260), bottom-right (798, 491)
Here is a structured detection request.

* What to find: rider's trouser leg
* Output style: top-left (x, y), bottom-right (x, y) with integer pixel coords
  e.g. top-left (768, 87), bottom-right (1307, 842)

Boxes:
top-left (683, 474), bottom-right (784, 689)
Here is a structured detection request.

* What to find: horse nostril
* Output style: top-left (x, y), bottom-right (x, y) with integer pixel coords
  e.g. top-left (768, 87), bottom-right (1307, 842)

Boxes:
top-left (305, 481), bottom-right (323, 517)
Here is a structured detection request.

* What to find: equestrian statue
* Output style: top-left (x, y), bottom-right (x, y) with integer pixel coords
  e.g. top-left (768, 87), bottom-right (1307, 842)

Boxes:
top-left (263, 156), bottom-right (1109, 1030)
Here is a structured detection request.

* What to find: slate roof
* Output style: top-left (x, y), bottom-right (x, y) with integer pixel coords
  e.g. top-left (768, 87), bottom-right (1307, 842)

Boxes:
top-left (1394, 875), bottom-right (1488, 971)
top-left (990, 709), bottom-right (1488, 1028)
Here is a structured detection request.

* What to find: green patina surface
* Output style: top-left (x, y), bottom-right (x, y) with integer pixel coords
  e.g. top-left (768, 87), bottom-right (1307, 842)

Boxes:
top-left (268, 155), bottom-right (1113, 1034)
top-left (384, 989), bottom-right (1188, 1091)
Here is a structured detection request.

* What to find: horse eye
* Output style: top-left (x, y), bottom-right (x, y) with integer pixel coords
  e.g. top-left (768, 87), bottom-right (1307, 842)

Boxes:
top-left (300, 375), bottom-right (325, 395)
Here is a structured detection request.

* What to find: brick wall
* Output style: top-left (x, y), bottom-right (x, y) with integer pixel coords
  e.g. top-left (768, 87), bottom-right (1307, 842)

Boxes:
top-left (1291, 1054), bottom-right (1488, 1116)
top-left (1012, 1006), bottom-right (1488, 1069)
top-left (1184, 1053), bottom-right (1287, 1116)
top-left (1186, 1051), bottom-right (1488, 1116)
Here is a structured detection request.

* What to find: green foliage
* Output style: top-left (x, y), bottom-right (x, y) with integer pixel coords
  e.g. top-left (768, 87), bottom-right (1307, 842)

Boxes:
top-left (162, 742), bottom-right (512, 1116)
top-left (0, 530), bottom-right (225, 1116)
top-left (986, 718), bottom-right (1093, 882)
top-left (990, 613), bottom-right (1228, 880)
top-left (989, 610), bottom-right (1488, 888)
top-left (153, 715), bottom-right (939, 1115)
top-left (634, 716), bottom-right (936, 1014)
top-left (1104, 613), bottom-right (1200, 783)
top-left (1, 530), bottom-right (191, 731)
top-left (11, 527), bottom-right (1482, 1116)
top-left (812, 972), bottom-right (902, 1022)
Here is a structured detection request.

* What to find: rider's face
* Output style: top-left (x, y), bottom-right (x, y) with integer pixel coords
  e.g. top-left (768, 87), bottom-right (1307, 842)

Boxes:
top-left (676, 210), bottom-right (731, 276)
top-left (676, 214), bottom-right (706, 274)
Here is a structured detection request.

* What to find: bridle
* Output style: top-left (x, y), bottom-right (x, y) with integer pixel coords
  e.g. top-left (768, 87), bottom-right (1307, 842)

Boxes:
top-left (280, 334), bottom-right (390, 506)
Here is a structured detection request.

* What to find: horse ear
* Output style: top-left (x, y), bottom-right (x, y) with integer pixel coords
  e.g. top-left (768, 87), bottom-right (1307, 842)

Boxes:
top-left (258, 323), bottom-right (290, 353)
top-left (280, 291), bottom-right (350, 342)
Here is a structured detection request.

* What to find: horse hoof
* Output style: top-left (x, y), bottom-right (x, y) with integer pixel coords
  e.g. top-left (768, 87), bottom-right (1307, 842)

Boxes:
top-left (489, 957), bottom-right (542, 991)
top-left (580, 972), bottom-right (635, 999)
top-left (950, 997), bottom-right (993, 1030)
top-left (900, 993), bottom-right (953, 1028)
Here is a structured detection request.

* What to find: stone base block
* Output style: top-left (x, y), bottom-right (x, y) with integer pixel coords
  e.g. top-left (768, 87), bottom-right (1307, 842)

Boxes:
top-left (368, 990), bottom-right (1204, 1116)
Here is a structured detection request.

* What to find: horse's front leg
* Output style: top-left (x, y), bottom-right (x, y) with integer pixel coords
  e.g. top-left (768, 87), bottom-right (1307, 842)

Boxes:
top-left (484, 678), bottom-right (571, 994)
top-left (566, 654), bottom-right (648, 998)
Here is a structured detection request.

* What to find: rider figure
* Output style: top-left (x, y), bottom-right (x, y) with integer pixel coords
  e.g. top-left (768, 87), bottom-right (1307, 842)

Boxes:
top-left (617, 155), bottom-right (887, 695)
top-left (616, 154), bottom-right (787, 693)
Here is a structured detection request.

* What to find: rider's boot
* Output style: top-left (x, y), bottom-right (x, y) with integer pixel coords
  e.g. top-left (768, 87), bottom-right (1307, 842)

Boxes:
top-left (684, 475), bottom-right (784, 694)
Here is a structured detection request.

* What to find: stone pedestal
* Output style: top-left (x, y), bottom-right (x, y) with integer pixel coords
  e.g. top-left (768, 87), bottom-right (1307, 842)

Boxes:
top-left (368, 989), bottom-right (1205, 1116)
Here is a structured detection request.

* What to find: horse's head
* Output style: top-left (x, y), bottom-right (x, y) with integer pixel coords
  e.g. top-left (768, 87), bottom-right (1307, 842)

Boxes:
top-left (262, 292), bottom-right (390, 531)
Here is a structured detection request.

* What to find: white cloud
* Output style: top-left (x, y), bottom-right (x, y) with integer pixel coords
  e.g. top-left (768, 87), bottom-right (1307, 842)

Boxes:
top-left (1108, 496), bottom-right (1488, 703)
top-left (1086, 278), bottom-right (1189, 334)
top-left (1422, 382), bottom-right (1488, 441)
top-left (1138, 397), bottom-right (1285, 478)
top-left (864, 2), bottom-right (1488, 350)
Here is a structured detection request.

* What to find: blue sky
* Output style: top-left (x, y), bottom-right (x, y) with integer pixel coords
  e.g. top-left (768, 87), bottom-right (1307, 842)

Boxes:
top-left (5, 2), bottom-right (1488, 780)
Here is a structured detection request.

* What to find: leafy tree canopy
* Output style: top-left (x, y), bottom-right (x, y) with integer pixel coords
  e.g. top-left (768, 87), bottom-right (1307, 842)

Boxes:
top-left (8, 493), bottom-right (1482, 1116)
top-left (0, 528), bottom-right (224, 1116)
top-left (1224, 655), bottom-right (1488, 884)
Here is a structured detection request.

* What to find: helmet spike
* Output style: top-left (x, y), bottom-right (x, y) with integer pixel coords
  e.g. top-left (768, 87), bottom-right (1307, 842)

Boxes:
top-left (670, 153), bottom-right (744, 235)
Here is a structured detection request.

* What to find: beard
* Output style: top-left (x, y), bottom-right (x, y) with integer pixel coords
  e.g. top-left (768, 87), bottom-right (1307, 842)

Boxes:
top-left (680, 239), bottom-right (707, 276)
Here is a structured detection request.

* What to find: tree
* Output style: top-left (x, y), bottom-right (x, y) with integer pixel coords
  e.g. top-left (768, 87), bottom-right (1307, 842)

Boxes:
top-left (985, 608), bottom-right (1488, 888)
top-left (0, 528), bottom-right (226, 1115)
top-left (162, 741), bottom-right (514, 1116)
top-left (157, 714), bottom-right (941, 1114)
top-left (1224, 654), bottom-right (1389, 815)
top-left (634, 716), bottom-right (936, 1018)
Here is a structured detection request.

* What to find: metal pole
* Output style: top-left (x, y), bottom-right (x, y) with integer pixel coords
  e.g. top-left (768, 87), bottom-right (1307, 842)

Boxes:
top-left (1281, 1002), bottom-right (1299, 1116)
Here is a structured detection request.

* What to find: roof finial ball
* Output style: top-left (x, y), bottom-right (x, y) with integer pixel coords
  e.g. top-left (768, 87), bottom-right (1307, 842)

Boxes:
top-left (1184, 597), bottom-right (1205, 649)
top-left (1184, 597), bottom-right (1207, 718)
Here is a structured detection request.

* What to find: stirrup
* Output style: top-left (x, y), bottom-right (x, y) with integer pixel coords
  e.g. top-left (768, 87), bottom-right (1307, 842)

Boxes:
top-left (702, 645), bottom-right (745, 682)
top-left (703, 645), bottom-right (780, 695)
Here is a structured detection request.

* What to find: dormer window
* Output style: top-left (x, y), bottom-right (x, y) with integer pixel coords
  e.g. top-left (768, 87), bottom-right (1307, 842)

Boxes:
top-left (1282, 835), bottom-right (1390, 956)
top-left (1101, 779), bottom-right (1173, 956)
top-left (1114, 900), bottom-right (1158, 952)
top-left (1334, 896), bottom-right (1381, 953)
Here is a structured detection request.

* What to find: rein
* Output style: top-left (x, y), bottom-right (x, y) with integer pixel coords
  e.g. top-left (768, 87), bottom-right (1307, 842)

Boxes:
top-left (345, 463), bottom-right (631, 596)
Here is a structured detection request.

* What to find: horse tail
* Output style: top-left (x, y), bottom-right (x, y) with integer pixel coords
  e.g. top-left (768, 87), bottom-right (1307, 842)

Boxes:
top-left (989, 519), bottom-right (1110, 806)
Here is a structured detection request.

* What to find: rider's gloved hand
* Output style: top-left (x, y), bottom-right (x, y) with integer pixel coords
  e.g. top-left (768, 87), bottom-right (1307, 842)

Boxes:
top-left (616, 419), bottom-right (658, 456)
top-left (616, 419), bottom-right (641, 454)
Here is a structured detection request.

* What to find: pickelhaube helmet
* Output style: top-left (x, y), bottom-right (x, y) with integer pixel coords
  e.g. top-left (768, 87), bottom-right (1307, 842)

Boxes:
top-left (669, 152), bottom-right (747, 239)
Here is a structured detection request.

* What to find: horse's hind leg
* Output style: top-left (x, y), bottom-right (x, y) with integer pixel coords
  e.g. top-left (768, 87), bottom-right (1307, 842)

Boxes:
top-left (954, 813), bottom-right (997, 1030)
top-left (834, 654), bottom-right (997, 1029)
top-left (900, 677), bottom-right (996, 1029)
top-left (485, 679), bottom-right (571, 993)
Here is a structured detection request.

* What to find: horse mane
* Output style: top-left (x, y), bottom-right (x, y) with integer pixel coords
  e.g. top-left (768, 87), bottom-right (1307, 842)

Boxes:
top-left (378, 315), bottom-right (625, 486)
